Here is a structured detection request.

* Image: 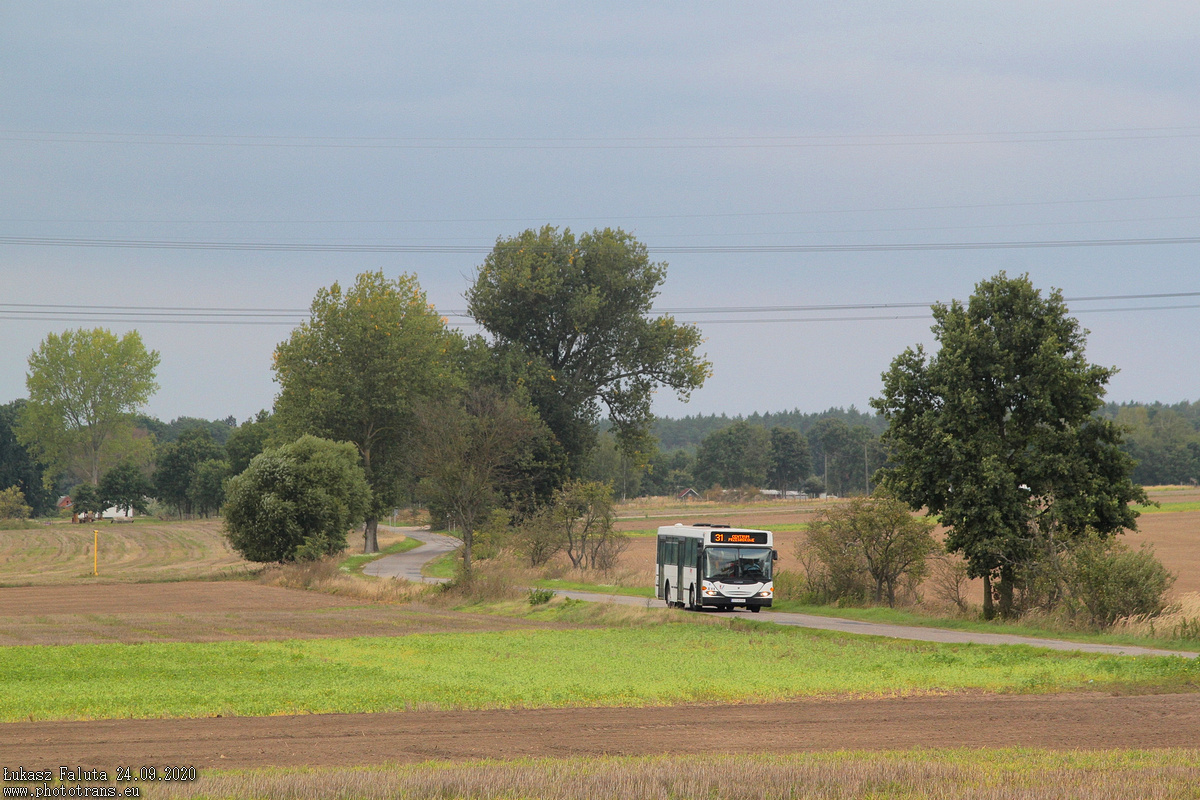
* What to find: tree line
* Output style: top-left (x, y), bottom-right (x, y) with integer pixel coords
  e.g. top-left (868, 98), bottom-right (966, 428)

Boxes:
top-left (0, 227), bottom-right (710, 575)
top-left (590, 402), bottom-right (1199, 502)
top-left (587, 416), bottom-right (884, 499)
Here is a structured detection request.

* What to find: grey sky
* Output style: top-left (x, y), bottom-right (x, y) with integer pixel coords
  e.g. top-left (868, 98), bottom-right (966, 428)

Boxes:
top-left (2, 2), bottom-right (1198, 424)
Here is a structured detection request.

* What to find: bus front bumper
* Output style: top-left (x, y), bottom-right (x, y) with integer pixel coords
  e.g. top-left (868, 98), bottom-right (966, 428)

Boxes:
top-left (699, 595), bottom-right (772, 609)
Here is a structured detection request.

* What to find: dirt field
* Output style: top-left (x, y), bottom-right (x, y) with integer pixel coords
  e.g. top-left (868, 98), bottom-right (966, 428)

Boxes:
top-left (3, 693), bottom-right (1199, 769)
top-left (0, 582), bottom-right (563, 645)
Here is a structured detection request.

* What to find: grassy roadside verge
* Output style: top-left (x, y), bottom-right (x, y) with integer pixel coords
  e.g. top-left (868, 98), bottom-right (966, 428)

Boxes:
top-left (152, 749), bottom-right (1200, 800)
top-left (532, 578), bottom-right (654, 598)
top-left (766, 602), bottom-right (1200, 653)
top-left (2, 618), bottom-right (1197, 722)
top-left (421, 548), bottom-right (459, 579)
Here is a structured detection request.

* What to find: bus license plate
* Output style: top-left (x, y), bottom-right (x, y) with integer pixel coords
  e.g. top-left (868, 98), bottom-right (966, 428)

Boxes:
top-left (732, 599), bottom-right (744, 603)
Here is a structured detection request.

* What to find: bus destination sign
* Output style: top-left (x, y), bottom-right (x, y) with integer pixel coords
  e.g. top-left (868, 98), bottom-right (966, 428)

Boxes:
top-left (710, 531), bottom-right (768, 544)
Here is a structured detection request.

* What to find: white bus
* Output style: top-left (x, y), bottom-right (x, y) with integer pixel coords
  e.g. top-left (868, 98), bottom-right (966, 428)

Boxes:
top-left (656, 524), bottom-right (777, 612)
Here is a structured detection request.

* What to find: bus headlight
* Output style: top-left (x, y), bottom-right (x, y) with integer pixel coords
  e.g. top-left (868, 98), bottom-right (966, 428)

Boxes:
top-left (757, 588), bottom-right (772, 597)
top-left (702, 586), bottom-right (719, 596)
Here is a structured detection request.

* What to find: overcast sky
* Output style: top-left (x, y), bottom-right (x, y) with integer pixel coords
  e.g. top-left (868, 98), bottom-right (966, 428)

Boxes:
top-left (2, 2), bottom-right (1199, 424)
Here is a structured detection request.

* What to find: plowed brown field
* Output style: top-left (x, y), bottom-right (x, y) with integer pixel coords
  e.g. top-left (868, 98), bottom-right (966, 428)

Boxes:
top-left (0, 582), bottom-right (565, 645)
top-left (3, 693), bottom-right (1199, 768)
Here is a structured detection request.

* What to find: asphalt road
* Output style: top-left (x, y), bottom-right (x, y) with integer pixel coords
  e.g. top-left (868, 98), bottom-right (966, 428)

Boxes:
top-left (366, 528), bottom-right (1197, 659)
top-left (362, 526), bottom-right (459, 583)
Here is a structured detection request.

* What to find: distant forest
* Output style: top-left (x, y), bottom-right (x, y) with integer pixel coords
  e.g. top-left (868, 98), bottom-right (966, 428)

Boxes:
top-left (589, 400), bottom-right (1200, 498)
top-left (134, 401), bottom-right (1200, 499)
top-left (650, 406), bottom-right (886, 452)
top-left (1096, 400), bottom-right (1200, 486)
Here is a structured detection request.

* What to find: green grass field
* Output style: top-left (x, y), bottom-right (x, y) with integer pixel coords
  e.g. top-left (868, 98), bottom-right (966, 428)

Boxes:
top-left (1133, 500), bottom-right (1200, 513)
top-left (154, 749), bottom-right (1200, 800)
top-left (2, 620), bottom-right (1197, 722)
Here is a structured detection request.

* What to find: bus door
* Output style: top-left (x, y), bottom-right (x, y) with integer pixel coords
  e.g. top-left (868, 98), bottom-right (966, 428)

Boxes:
top-left (660, 537), bottom-right (682, 603)
top-left (675, 544), bottom-right (685, 603)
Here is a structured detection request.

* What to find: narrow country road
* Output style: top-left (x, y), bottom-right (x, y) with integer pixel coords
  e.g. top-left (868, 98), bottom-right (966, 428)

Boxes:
top-left (362, 526), bottom-right (459, 583)
top-left (365, 528), bottom-right (1197, 659)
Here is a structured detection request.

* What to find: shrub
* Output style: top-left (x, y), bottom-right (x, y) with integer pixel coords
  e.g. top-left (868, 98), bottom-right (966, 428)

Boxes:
top-left (770, 569), bottom-right (807, 603)
top-left (527, 587), bottom-right (555, 605)
top-left (927, 551), bottom-right (971, 613)
top-left (0, 486), bottom-right (32, 519)
top-left (224, 435), bottom-right (371, 562)
top-left (1065, 537), bottom-right (1175, 628)
top-left (514, 506), bottom-right (565, 567)
top-left (555, 480), bottom-right (628, 573)
top-left (799, 495), bottom-right (938, 607)
top-left (436, 563), bottom-right (520, 604)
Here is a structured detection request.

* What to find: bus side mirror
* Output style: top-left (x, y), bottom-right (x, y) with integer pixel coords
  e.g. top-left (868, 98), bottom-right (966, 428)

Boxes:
top-left (771, 550), bottom-right (779, 561)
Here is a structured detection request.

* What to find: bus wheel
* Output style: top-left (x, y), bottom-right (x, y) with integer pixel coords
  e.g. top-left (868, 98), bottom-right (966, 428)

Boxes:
top-left (688, 586), bottom-right (696, 611)
top-left (749, 606), bottom-right (761, 613)
top-left (663, 582), bottom-right (671, 608)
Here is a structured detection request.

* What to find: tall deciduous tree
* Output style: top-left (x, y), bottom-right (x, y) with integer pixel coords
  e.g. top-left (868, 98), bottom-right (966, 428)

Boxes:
top-left (99, 463), bottom-right (153, 516)
top-left (768, 427), bottom-right (811, 494)
top-left (412, 387), bottom-right (543, 574)
top-left (466, 226), bottom-right (709, 473)
top-left (872, 273), bottom-right (1146, 619)
top-left (225, 410), bottom-right (276, 476)
top-left (16, 328), bottom-right (159, 485)
top-left (154, 428), bottom-right (224, 517)
top-left (694, 421), bottom-right (771, 489)
top-left (274, 271), bottom-right (458, 553)
top-left (0, 400), bottom-right (55, 517)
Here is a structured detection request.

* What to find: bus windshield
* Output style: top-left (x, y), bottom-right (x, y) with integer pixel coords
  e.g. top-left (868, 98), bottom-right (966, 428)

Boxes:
top-left (704, 547), bottom-right (772, 584)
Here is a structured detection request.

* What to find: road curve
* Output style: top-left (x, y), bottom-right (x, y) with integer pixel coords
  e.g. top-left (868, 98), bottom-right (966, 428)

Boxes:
top-left (362, 526), bottom-right (459, 583)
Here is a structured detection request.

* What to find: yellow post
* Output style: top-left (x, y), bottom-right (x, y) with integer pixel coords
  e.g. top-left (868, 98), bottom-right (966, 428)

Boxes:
top-left (94, 529), bottom-right (98, 576)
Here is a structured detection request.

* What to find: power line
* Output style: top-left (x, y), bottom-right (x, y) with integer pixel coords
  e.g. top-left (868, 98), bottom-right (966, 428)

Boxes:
top-left (6, 192), bottom-right (1200, 226)
top-left (4, 124), bottom-right (1200, 150)
top-left (4, 303), bottom-right (1198, 327)
top-left (9, 213), bottom-right (1200, 242)
top-left (3, 293), bottom-right (1199, 327)
top-left (5, 233), bottom-right (1200, 254)
top-left (695, 304), bottom-right (1200, 324)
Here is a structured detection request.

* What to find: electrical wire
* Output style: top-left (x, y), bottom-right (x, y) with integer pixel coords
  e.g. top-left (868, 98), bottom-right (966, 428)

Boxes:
top-left (4, 124), bottom-right (1200, 149)
top-left (6, 192), bottom-right (1200, 226)
top-left (5, 234), bottom-right (1200, 253)
top-left (3, 294), bottom-right (1199, 327)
